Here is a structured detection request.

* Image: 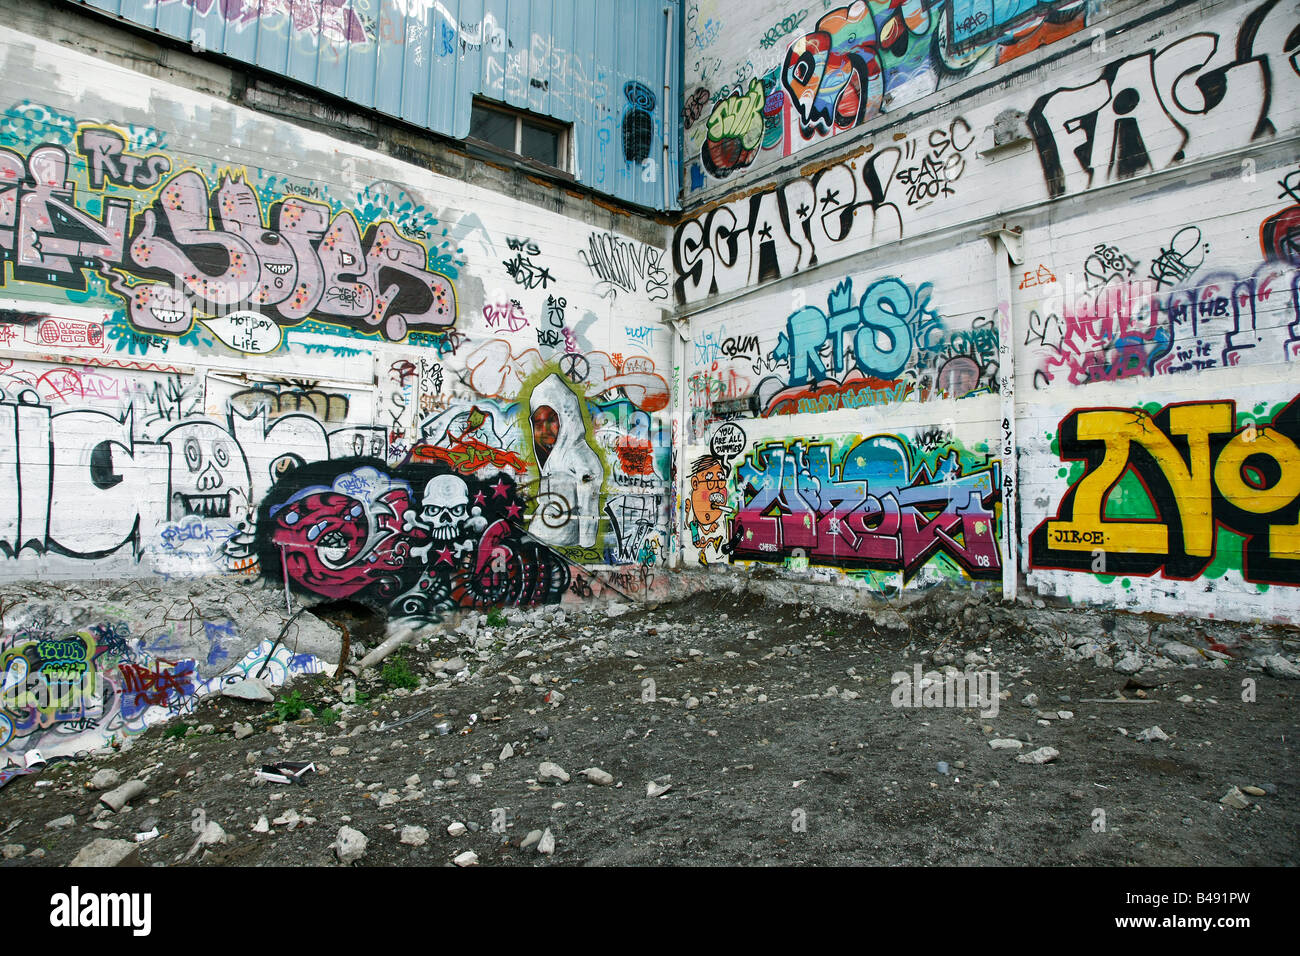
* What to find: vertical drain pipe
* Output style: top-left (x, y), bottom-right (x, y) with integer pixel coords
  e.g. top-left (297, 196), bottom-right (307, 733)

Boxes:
top-left (663, 4), bottom-right (679, 566)
top-left (662, 4), bottom-right (674, 211)
top-left (982, 225), bottom-right (1024, 603)
top-left (670, 316), bottom-right (689, 569)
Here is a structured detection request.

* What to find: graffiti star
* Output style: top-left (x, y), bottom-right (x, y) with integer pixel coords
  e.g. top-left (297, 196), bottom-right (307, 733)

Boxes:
top-left (435, 547), bottom-right (455, 565)
top-left (473, 491), bottom-right (487, 506)
top-left (491, 479), bottom-right (510, 498)
top-left (505, 502), bottom-right (523, 520)
top-left (757, 224), bottom-right (773, 241)
top-left (821, 188), bottom-right (839, 206)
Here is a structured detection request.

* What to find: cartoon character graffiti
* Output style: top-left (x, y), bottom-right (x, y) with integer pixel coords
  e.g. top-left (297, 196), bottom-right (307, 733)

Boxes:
top-left (686, 454), bottom-right (735, 565)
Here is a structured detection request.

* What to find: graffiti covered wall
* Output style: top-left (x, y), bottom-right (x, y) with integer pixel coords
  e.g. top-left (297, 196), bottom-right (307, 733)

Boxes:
top-left (682, 0), bottom-right (1104, 199)
top-left (676, 0), bottom-right (1300, 624)
top-left (681, 242), bottom-right (1006, 595)
top-left (0, 27), bottom-right (674, 617)
top-left (0, 614), bottom-right (325, 783)
top-left (1016, 155), bottom-right (1300, 620)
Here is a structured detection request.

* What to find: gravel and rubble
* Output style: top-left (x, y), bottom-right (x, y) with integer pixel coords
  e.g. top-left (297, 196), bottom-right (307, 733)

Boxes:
top-left (0, 583), bottom-right (1296, 866)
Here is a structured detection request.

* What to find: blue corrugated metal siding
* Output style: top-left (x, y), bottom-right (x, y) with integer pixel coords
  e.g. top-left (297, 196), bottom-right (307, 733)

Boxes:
top-left (69, 0), bottom-right (679, 211)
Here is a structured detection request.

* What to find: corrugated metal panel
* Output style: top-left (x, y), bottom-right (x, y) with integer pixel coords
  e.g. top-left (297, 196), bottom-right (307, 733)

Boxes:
top-left (67, 0), bottom-right (679, 211)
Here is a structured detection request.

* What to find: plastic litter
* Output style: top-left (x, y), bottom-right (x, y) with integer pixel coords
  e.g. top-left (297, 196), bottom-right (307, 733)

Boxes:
top-left (255, 761), bottom-right (316, 785)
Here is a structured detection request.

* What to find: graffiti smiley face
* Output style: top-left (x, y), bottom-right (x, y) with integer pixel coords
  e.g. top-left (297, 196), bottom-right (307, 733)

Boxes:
top-left (249, 228), bottom-right (299, 300)
top-left (125, 281), bottom-right (193, 333)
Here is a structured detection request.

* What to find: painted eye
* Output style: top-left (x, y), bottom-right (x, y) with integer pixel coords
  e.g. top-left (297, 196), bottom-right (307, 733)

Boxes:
top-left (271, 454), bottom-right (302, 479)
top-left (184, 438), bottom-right (201, 471)
top-left (213, 441), bottom-right (230, 467)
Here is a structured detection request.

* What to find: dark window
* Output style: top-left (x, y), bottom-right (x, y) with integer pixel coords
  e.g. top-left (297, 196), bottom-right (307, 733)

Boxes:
top-left (469, 104), bottom-right (516, 152)
top-left (468, 99), bottom-right (568, 172)
top-left (520, 121), bottom-right (560, 167)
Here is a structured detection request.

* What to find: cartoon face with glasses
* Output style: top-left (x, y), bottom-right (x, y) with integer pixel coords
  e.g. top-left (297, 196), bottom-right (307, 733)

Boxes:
top-left (687, 455), bottom-right (732, 565)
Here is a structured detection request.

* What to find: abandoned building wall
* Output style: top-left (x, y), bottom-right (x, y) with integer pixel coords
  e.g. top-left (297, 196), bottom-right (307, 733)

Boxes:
top-left (0, 23), bottom-right (676, 618)
top-left (674, 0), bottom-right (1300, 624)
top-left (67, 0), bottom-right (682, 211)
top-left (2, 0), bottom-right (1299, 633)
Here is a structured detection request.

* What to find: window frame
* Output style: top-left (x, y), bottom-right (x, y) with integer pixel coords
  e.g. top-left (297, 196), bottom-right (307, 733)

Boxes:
top-left (466, 98), bottom-right (572, 177)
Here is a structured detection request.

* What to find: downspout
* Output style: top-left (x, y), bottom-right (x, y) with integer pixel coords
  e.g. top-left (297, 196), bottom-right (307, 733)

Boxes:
top-left (669, 315), bottom-right (689, 568)
top-left (982, 225), bottom-right (1024, 603)
top-left (662, 4), bottom-right (673, 211)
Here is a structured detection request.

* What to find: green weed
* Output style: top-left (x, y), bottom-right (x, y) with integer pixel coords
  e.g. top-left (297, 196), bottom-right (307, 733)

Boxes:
top-left (381, 656), bottom-right (419, 690)
top-left (273, 691), bottom-right (307, 722)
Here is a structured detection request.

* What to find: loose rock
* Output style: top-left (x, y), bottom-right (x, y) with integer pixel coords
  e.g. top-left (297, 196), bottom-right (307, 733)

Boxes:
top-left (333, 825), bottom-right (368, 864)
top-left (538, 761), bottom-right (570, 784)
top-left (1162, 642), bottom-right (1202, 665)
top-left (223, 678), bottom-right (274, 703)
top-left (1219, 787), bottom-right (1251, 809)
top-left (1016, 747), bottom-right (1060, 764)
top-left (88, 769), bottom-right (121, 791)
top-left (1114, 651), bottom-right (1143, 675)
top-left (401, 825), bottom-right (429, 846)
top-left (69, 838), bottom-right (140, 867)
top-left (1262, 655), bottom-right (1300, 680)
top-left (1135, 725), bottom-right (1170, 743)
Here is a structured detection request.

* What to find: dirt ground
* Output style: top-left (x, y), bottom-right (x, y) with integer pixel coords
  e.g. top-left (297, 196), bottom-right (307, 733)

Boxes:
top-left (1, 588), bottom-right (1296, 867)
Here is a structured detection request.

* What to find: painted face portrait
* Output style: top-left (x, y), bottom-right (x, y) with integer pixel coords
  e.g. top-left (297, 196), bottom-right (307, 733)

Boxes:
top-left (531, 405), bottom-right (560, 467)
top-left (689, 456), bottom-right (729, 526)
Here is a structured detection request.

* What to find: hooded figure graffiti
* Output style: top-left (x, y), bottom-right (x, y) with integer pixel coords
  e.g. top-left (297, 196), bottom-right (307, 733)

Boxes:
top-left (526, 374), bottom-right (603, 548)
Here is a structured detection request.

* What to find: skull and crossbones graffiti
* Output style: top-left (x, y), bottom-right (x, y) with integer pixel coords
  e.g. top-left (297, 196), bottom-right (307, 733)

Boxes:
top-left (408, 474), bottom-right (487, 561)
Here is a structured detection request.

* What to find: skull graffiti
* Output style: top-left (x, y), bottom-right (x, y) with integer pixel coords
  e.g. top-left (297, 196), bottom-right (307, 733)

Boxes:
top-left (420, 474), bottom-right (470, 541)
top-left (161, 420), bottom-right (250, 521)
